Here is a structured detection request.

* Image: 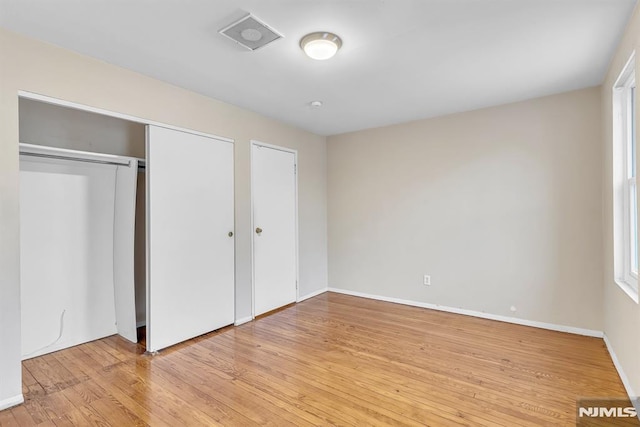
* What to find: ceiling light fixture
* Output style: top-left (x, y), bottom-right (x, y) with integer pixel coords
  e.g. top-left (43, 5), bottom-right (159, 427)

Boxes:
top-left (300, 32), bottom-right (342, 60)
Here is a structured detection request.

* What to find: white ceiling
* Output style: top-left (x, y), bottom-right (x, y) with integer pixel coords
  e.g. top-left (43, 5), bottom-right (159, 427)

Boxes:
top-left (0, 0), bottom-right (636, 136)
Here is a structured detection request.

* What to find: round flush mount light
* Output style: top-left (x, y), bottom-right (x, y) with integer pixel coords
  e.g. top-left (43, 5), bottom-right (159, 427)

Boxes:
top-left (300, 32), bottom-right (342, 60)
top-left (310, 100), bottom-right (323, 107)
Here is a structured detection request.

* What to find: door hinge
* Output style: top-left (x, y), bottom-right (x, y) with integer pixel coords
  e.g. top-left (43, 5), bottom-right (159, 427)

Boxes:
top-left (294, 164), bottom-right (297, 174)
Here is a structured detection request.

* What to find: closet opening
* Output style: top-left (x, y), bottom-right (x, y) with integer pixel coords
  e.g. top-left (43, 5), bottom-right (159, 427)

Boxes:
top-left (18, 98), bottom-right (148, 357)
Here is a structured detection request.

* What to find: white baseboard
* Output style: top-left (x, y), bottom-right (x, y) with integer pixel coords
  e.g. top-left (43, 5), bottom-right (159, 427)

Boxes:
top-left (327, 287), bottom-right (603, 338)
top-left (297, 287), bottom-right (328, 303)
top-left (603, 334), bottom-right (639, 416)
top-left (0, 394), bottom-right (24, 411)
top-left (136, 321), bottom-right (146, 328)
top-left (234, 316), bottom-right (253, 326)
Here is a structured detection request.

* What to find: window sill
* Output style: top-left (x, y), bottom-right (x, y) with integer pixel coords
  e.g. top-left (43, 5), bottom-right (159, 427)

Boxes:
top-left (614, 278), bottom-right (640, 304)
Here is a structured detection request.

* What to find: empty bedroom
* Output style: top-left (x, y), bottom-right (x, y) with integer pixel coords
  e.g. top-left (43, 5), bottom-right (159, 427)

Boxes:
top-left (0, 0), bottom-right (639, 425)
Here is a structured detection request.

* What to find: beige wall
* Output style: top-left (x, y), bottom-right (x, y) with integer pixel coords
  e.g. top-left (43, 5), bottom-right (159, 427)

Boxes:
top-left (601, 2), bottom-right (640, 398)
top-left (0, 28), bottom-right (328, 404)
top-left (328, 87), bottom-right (603, 332)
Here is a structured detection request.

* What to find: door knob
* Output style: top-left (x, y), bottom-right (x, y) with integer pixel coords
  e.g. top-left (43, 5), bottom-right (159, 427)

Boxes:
top-left (256, 227), bottom-right (263, 235)
top-left (228, 231), bottom-right (233, 237)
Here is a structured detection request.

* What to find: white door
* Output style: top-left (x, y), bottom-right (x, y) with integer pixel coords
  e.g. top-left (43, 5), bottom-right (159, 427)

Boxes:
top-left (252, 143), bottom-right (297, 317)
top-left (146, 125), bottom-right (235, 352)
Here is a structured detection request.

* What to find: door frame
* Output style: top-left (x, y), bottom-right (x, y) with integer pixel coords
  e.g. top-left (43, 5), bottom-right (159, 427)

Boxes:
top-left (250, 140), bottom-right (299, 319)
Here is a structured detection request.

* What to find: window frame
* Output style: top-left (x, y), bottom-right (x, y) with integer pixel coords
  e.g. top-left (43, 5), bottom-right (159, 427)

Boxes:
top-left (613, 51), bottom-right (639, 302)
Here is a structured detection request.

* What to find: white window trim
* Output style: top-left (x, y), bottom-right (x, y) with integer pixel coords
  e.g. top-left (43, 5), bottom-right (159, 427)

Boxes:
top-left (613, 51), bottom-right (639, 303)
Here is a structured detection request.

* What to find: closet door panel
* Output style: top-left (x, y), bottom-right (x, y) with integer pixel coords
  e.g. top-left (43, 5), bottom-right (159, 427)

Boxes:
top-left (146, 126), bottom-right (234, 352)
top-left (113, 161), bottom-right (139, 343)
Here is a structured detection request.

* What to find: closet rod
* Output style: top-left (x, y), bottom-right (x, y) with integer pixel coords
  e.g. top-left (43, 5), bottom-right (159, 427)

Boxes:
top-left (20, 152), bottom-right (132, 167)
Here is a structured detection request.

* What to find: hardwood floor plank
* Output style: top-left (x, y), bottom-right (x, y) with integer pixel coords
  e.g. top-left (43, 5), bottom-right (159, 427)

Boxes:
top-left (51, 408), bottom-right (93, 427)
top-left (5, 292), bottom-right (635, 426)
top-left (243, 318), bottom-right (550, 422)
top-left (88, 396), bottom-right (147, 427)
top-left (60, 382), bottom-right (106, 409)
top-left (37, 390), bottom-right (76, 421)
top-left (0, 408), bottom-right (19, 427)
top-left (176, 338), bottom-right (365, 425)
top-left (58, 347), bottom-right (189, 427)
top-left (297, 295), bottom-right (627, 390)
top-left (22, 356), bottom-right (62, 395)
top-left (217, 324), bottom-right (541, 426)
top-left (268, 311), bottom-right (609, 404)
top-left (20, 365), bottom-right (45, 399)
top-left (34, 420), bottom-right (57, 427)
top-left (179, 343), bottom-right (426, 427)
top-left (77, 342), bottom-right (123, 370)
top-left (7, 403), bottom-right (37, 427)
top-left (19, 396), bottom-right (49, 425)
top-left (161, 351), bottom-right (302, 425)
top-left (73, 399), bottom-right (112, 427)
top-left (209, 335), bottom-right (477, 426)
top-left (124, 356), bottom-right (256, 425)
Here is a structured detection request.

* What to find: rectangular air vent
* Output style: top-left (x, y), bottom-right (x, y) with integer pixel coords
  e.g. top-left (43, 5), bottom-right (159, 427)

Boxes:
top-left (219, 14), bottom-right (282, 51)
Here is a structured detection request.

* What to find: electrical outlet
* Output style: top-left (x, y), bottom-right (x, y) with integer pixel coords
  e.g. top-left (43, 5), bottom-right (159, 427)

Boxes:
top-left (423, 275), bottom-right (431, 286)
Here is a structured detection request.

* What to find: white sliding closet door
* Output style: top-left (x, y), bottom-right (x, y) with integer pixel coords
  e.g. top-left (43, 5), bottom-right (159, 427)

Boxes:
top-left (146, 125), bottom-right (234, 352)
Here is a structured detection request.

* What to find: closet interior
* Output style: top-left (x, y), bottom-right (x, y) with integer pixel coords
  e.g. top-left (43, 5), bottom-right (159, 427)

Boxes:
top-left (18, 98), bottom-right (147, 358)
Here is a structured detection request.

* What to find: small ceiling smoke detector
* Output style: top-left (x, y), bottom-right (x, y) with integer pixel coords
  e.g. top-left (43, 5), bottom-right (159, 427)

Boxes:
top-left (219, 14), bottom-right (283, 51)
top-left (300, 32), bottom-right (342, 60)
top-left (310, 100), bottom-right (323, 107)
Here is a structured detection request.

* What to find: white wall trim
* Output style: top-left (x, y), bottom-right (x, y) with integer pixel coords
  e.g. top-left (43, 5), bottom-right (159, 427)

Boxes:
top-left (327, 287), bottom-right (604, 338)
top-left (0, 394), bottom-right (24, 411)
top-left (604, 334), bottom-right (639, 412)
top-left (297, 287), bottom-right (328, 303)
top-left (234, 316), bottom-right (253, 326)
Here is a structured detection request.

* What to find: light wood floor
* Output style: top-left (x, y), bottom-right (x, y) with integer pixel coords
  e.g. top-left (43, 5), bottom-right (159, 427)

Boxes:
top-left (0, 292), bottom-right (635, 426)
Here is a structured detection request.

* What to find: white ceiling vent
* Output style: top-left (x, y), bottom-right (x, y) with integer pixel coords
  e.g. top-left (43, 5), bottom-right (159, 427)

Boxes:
top-left (219, 14), bottom-right (282, 51)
